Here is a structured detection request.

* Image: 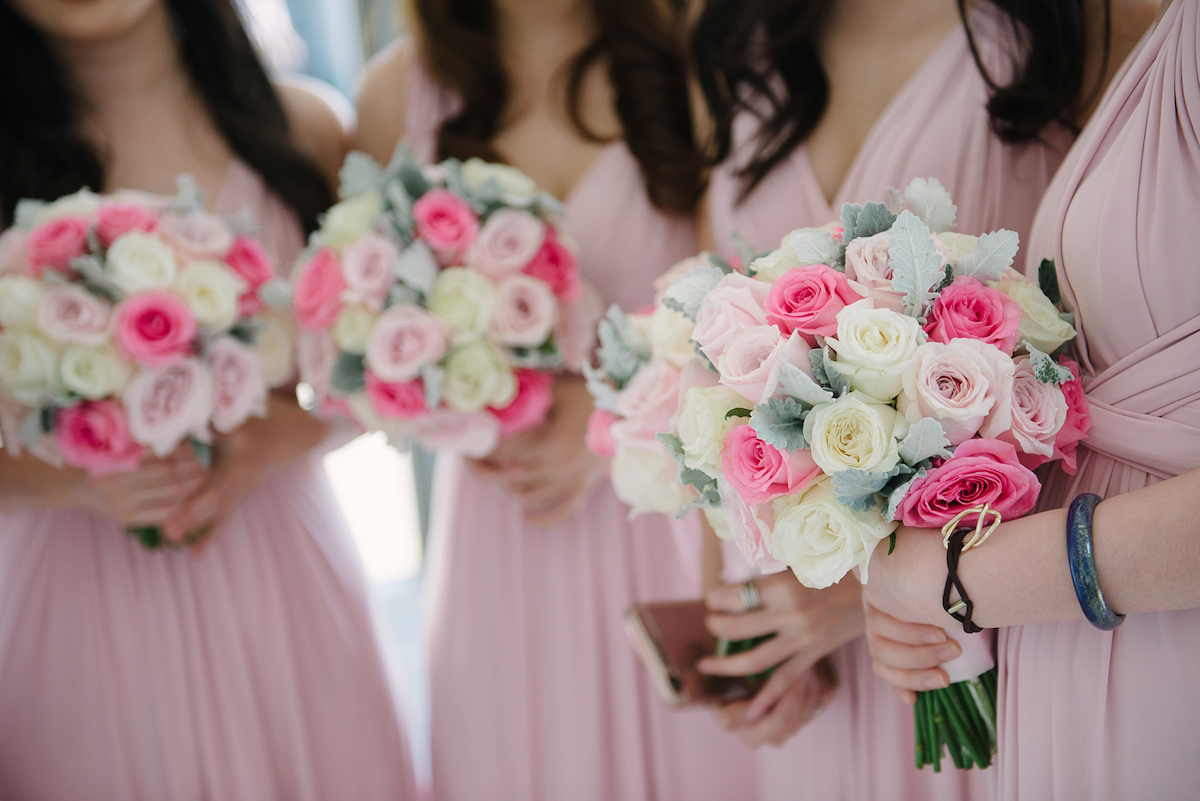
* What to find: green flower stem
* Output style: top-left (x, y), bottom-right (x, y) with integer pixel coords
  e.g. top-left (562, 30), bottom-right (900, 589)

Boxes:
top-left (941, 687), bottom-right (986, 769)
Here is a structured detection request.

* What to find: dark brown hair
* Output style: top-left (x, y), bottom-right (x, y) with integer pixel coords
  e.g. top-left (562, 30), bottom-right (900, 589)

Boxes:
top-left (0, 0), bottom-right (333, 231)
top-left (691, 0), bottom-right (1111, 198)
top-left (410, 0), bottom-right (704, 214)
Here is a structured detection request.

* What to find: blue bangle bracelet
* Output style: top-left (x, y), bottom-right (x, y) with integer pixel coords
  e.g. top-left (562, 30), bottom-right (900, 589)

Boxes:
top-left (1066, 493), bottom-right (1125, 631)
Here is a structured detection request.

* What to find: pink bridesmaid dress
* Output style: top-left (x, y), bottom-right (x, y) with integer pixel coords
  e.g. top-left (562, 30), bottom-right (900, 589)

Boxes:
top-left (404, 63), bottom-right (758, 801)
top-left (0, 163), bottom-right (417, 801)
top-left (1000, 3), bottom-right (1200, 798)
top-left (708, 6), bottom-right (1068, 800)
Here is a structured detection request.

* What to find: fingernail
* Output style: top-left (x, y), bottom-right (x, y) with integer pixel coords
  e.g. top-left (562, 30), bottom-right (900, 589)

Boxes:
top-left (935, 645), bottom-right (961, 662)
top-left (925, 674), bottom-right (949, 690)
top-left (921, 630), bottom-right (947, 645)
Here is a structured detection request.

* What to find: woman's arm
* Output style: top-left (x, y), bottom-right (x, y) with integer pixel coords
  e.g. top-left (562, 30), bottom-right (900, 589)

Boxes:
top-left (352, 38), bottom-right (414, 165)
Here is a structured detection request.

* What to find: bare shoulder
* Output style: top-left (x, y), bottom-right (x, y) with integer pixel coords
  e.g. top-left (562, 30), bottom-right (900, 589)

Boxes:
top-left (354, 36), bottom-right (417, 165)
top-left (276, 76), bottom-right (351, 185)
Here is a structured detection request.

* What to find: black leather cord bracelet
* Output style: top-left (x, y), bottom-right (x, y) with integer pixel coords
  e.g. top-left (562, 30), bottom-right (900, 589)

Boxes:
top-left (943, 527), bottom-right (983, 634)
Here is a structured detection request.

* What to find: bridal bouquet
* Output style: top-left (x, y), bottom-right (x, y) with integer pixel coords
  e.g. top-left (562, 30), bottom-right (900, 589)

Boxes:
top-left (292, 147), bottom-right (598, 458)
top-left (587, 178), bottom-right (1090, 771)
top-left (0, 182), bottom-right (293, 548)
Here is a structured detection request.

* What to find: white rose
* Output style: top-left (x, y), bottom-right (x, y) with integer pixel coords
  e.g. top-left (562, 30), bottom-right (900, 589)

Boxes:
top-left (461, 158), bottom-right (539, 205)
top-left (0, 276), bottom-right (44, 331)
top-left (331, 305), bottom-right (378, 354)
top-left (428, 267), bottom-right (497, 342)
top-left (442, 340), bottom-right (516, 413)
top-left (106, 232), bottom-right (178, 294)
top-left (31, 189), bottom-right (101, 225)
top-left (803, 391), bottom-right (908, 474)
top-left (934, 232), bottom-right (979, 266)
top-left (252, 309), bottom-right (296, 388)
top-left (631, 305), bottom-right (696, 368)
top-left (0, 331), bottom-right (60, 405)
top-left (321, 192), bottom-right (384, 249)
top-left (770, 477), bottom-right (897, 589)
top-left (991, 279), bottom-right (1076, 354)
top-left (59, 345), bottom-right (133, 400)
top-left (826, 299), bottom-right (925, 401)
top-left (610, 420), bottom-right (697, 518)
top-left (174, 260), bottom-right (246, 332)
top-left (676, 384), bottom-right (747, 476)
top-left (750, 247), bottom-right (802, 283)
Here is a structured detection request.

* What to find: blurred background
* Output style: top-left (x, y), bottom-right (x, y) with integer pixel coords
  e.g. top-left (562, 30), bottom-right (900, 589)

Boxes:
top-left (233, 0), bottom-right (432, 782)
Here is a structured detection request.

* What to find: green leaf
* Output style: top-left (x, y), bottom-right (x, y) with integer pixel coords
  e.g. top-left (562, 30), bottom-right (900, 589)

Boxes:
top-left (187, 437), bottom-right (213, 469)
top-left (843, 201), bottom-right (897, 242)
top-left (331, 352), bottom-right (366, 395)
top-left (889, 177), bottom-right (957, 233)
top-left (725, 407), bottom-right (753, 419)
top-left (811, 348), bottom-right (850, 397)
top-left (831, 465), bottom-right (908, 512)
top-left (897, 418), bottom-right (952, 465)
top-left (662, 261), bottom-right (727, 321)
top-left (126, 525), bottom-right (165, 549)
top-left (583, 362), bottom-right (621, 414)
top-left (776, 362), bottom-right (835, 405)
top-left (883, 467), bottom-right (927, 523)
top-left (656, 432), bottom-right (721, 512)
top-left (888, 531), bottom-right (897, 555)
top-left (1024, 340), bottom-right (1073, 385)
top-left (420, 364), bottom-right (444, 409)
top-left (1038, 258), bottom-right (1062, 306)
top-left (338, 151), bottom-right (385, 200)
top-left (889, 210), bottom-right (945, 318)
top-left (38, 406), bottom-right (55, 434)
top-left (956, 229), bottom-right (1020, 280)
top-left (594, 305), bottom-right (650, 387)
top-left (395, 241), bottom-right (438, 296)
top-left (749, 397), bottom-right (808, 452)
top-left (784, 228), bottom-right (841, 269)
top-left (227, 323), bottom-right (258, 346)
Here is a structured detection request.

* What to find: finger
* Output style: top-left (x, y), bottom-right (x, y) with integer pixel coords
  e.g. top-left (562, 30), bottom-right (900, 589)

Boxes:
top-left (745, 656), bottom-right (811, 722)
top-left (736, 686), bottom-right (809, 749)
top-left (704, 610), bottom-right (782, 641)
top-left (865, 604), bottom-right (949, 646)
top-left (697, 635), bottom-right (793, 677)
top-left (163, 488), bottom-right (221, 544)
top-left (867, 634), bottom-right (961, 672)
top-left (892, 686), bottom-right (918, 705)
top-left (705, 582), bottom-right (758, 614)
top-left (712, 701), bottom-right (751, 732)
top-left (523, 490), bottom-right (584, 527)
top-left (871, 659), bottom-right (950, 693)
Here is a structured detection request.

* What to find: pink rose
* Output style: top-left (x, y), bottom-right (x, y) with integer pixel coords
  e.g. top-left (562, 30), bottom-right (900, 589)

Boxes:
top-left (999, 356), bottom-right (1068, 467)
top-left (489, 368), bottom-right (553, 437)
top-left (692, 273), bottom-right (772, 364)
top-left (113, 290), bottom-right (197, 367)
top-left (365, 305), bottom-right (450, 383)
top-left (37, 285), bottom-right (112, 346)
top-left (207, 337), bottom-right (267, 433)
top-left (95, 201), bottom-right (159, 247)
top-left (223, 236), bottom-right (275, 316)
top-left (553, 282), bottom-right (602, 373)
top-left (898, 339), bottom-right (1015, 445)
top-left (297, 331), bottom-right (338, 403)
top-left (25, 216), bottom-right (90, 278)
top-left (765, 265), bottom-right (864, 344)
top-left (923, 276), bottom-right (1023, 353)
top-left (158, 211), bottom-right (234, 260)
top-left (365, 371), bottom-right (429, 420)
top-left (721, 486), bottom-right (776, 568)
top-left (122, 358), bottom-right (214, 457)
top-left (467, 209), bottom-right (546, 279)
top-left (616, 359), bottom-right (683, 438)
top-left (586, 408), bottom-right (617, 459)
top-left (721, 423), bottom-right (821, 505)
top-left (408, 409), bottom-right (501, 458)
top-left (340, 232), bottom-right (398, 310)
top-left (413, 189), bottom-right (479, 263)
top-left (522, 228), bottom-right (581, 302)
top-left (1051, 357), bottom-right (1091, 475)
top-left (843, 231), bottom-right (904, 312)
top-left (897, 438), bottom-right (1041, 529)
top-left (54, 401), bottom-right (145, 476)
top-left (0, 230), bottom-right (30, 276)
top-left (717, 327), bottom-right (812, 405)
top-left (490, 273), bottom-right (558, 347)
top-left (293, 248), bottom-right (347, 331)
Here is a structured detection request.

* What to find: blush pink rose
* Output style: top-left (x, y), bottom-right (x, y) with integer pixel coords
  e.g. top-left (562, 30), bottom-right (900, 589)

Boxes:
top-left (692, 273), bottom-right (772, 364)
top-left (95, 201), bottom-right (160, 247)
top-left (467, 209), bottom-right (546, 279)
top-left (552, 282), bottom-right (602, 373)
top-left (113, 290), bottom-right (197, 367)
top-left (413, 189), bottom-right (479, 263)
top-left (340, 232), bottom-right (398, 311)
top-left (293, 248), bottom-right (347, 331)
top-left (0, 230), bottom-right (30, 276)
top-left (365, 305), bottom-right (450, 383)
top-left (721, 423), bottom-right (821, 505)
top-left (615, 359), bottom-right (683, 438)
top-left (717, 327), bottom-right (812, 405)
top-left (37, 285), bottom-right (112, 346)
top-left (207, 337), bottom-right (267, 433)
top-left (365, 371), bottom-right (429, 420)
top-left (297, 331), bottom-right (338, 403)
top-left (721, 486), bottom-right (776, 568)
top-left (489, 368), bottom-right (553, 437)
top-left (490, 273), bottom-right (558, 347)
top-left (898, 339), bottom-right (1015, 445)
top-left (122, 358), bottom-right (214, 457)
top-left (1051, 357), bottom-right (1091, 475)
top-left (923, 276), bottom-right (1023, 353)
top-left (522, 228), bottom-right (581, 302)
top-left (223, 236), bottom-right (275, 315)
top-left (54, 400), bottom-right (145, 476)
top-left (896, 438), bottom-right (1041, 529)
top-left (408, 409), bottom-right (501, 458)
top-left (843, 231), bottom-right (904, 312)
top-left (765, 265), bottom-right (864, 344)
top-left (586, 408), bottom-right (617, 459)
top-left (25, 216), bottom-right (90, 278)
top-left (158, 211), bottom-right (234, 260)
top-left (999, 356), bottom-right (1068, 467)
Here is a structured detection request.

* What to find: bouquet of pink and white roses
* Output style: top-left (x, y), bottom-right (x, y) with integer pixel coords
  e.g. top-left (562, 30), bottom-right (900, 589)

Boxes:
top-left (292, 146), bottom-right (598, 458)
top-left (0, 181), bottom-right (294, 548)
top-left (587, 178), bottom-right (1090, 771)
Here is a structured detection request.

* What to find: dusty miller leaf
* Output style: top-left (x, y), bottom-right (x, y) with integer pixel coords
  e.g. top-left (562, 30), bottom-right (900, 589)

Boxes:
top-left (330, 352), bottom-right (366, 395)
top-left (831, 467), bottom-right (905, 512)
top-left (897, 418), bottom-right (952, 465)
top-left (395, 241), bottom-right (438, 296)
top-left (657, 432), bottom-right (721, 509)
top-left (784, 228), bottom-right (841, 268)
top-left (883, 468), bottom-right (927, 523)
top-left (420, 364), bottom-right (444, 409)
top-left (889, 211), bottom-right (945, 318)
top-left (811, 348), bottom-right (850, 397)
top-left (843, 201), bottom-right (897, 242)
top-left (661, 261), bottom-right (726, 321)
top-left (339, 151), bottom-right (386, 200)
top-left (892, 177), bottom-right (957, 233)
top-left (749, 397), bottom-right (808, 452)
top-left (1024, 341), bottom-right (1074, 385)
top-left (583, 362), bottom-right (621, 414)
top-left (956, 229), bottom-right (1020, 280)
top-left (594, 305), bottom-right (650, 387)
top-left (776, 362), bottom-right (835, 405)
